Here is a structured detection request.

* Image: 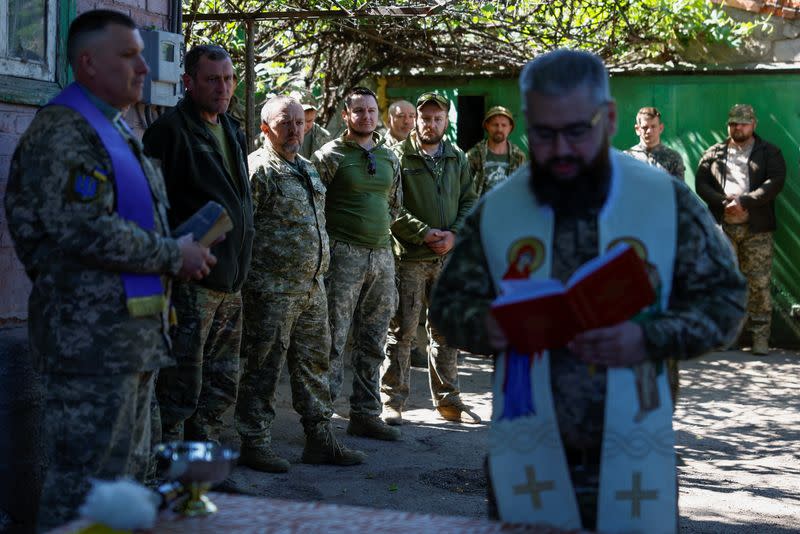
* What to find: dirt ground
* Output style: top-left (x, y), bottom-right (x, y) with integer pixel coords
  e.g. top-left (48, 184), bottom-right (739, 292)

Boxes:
top-left (219, 350), bottom-right (800, 532)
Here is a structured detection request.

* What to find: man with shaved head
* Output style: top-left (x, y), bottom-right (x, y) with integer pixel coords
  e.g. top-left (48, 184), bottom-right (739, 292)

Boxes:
top-left (383, 99), bottom-right (416, 146)
top-left (5, 9), bottom-right (215, 529)
top-left (235, 95), bottom-right (366, 473)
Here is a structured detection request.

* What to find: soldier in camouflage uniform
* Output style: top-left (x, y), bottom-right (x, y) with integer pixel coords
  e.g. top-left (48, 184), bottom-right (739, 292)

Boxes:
top-left (3, 11), bottom-right (216, 530)
top-left (428, 50), bottom-right (746, 528)
top-left (312, 87), bottom-right (402, 441)
top-left (625, 107), bottom-right (685, 181)
top-left (383, 92), bottom-right (480, 425)
top-left (624, 106), bottom-right (685, 402)
top-left (294, 91), bottom-right (333, 160)
top-left (466, 106), bottom-right (527, 197)
top-left (235, 95), bottom-right (366, 473)
top-left (383, 100), bottom-right (416, 147)
top-left (696, 104), bottom-right (786, 355)
top-left (143, 45), bottom-right (254, 446)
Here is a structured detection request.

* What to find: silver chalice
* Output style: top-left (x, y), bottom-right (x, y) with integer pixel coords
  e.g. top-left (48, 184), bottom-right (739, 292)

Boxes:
top-left (154, 441), bottom-right (239, 517)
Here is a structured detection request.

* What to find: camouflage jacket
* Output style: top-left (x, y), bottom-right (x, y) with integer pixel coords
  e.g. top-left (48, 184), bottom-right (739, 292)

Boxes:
top-left (429, 171), bottom-right (745, 448)
top-left (5, 105), bottom-right (181, 375)
top-left (311, 132), bottom-right (402, 248)
top-left (625, 142), bottom-right (686, 181)
top-left (246, 145), bottom-right (329, 294)
top-left (300, 122), bottom-right (332, 160)
top-left (466, 139), bottom-right (527, 197)
top-left (382, 130), bottom-right (405, 148)
top-left (391, 132), bottom-right (477, 261)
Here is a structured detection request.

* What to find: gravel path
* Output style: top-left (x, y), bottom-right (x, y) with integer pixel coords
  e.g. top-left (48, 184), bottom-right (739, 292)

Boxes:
top-left (222, 350), bottom-right (800, 532)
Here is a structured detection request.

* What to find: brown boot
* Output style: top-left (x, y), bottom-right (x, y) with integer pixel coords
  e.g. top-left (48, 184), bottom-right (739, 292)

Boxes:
top-left (437, 401), bottom-right (482, 424)
top-left (347, 413), bottom-right (401, 441)
top-left (238, 445), bottom-right (290, 473)
top-left (302, 423), bottom-right (366, 466)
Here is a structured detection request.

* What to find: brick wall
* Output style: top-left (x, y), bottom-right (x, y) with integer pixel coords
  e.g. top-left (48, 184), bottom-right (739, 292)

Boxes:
top-left (0, 0), bottom-right (173, 321)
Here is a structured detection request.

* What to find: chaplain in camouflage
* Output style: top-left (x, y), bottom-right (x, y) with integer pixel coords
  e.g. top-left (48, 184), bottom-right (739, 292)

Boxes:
top-left (382, 91), bottom-right (480, 425)
top-left (235, 95), bottom-right (366, 473)
top-left (3, 10), bottom-right (215, 530)
top-left (312, 87), bottom-right (402, 441)
top-left (466, 105), bottom-right (527, 197)
top-left (428, 50), bottom-right (746, 528)
top-left (695, 103), bottom-right (786, 355)
top-left (625, 107), bottom-right (685, 181)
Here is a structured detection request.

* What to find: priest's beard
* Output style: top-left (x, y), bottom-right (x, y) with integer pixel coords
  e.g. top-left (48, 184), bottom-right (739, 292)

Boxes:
top-left (528, 140), bottom-right (612, 216)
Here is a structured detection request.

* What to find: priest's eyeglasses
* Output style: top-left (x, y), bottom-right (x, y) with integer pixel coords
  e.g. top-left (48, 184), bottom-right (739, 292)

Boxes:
top-left (528, 104), bottom-right (607, 146)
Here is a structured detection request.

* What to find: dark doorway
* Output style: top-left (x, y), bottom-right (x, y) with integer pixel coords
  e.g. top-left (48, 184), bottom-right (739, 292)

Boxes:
top-left (456, 95), bottom-right (486, 152)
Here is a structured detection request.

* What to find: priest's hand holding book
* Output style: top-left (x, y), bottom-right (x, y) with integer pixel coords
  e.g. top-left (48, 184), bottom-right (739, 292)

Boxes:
top-left (173, 201), bottom-right (233, 281)
top-left (489, 243), bottom-right (655, 367)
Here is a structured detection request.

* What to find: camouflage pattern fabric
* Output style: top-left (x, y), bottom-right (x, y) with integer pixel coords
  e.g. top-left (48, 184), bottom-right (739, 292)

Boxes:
top-left (5, 102), bottom-right (181, 530)
top-left (325, 242), bottom-right (397, 415)
top-left (382, 130), bottom-right (405, 147)
top-left (429, 178), bottom-right (746, 444)
top-left (300, 122), bottom-right (333, 160)
top-left (723, 223), bottom-right (773, 345)
top-left (235, 281), bottom-right (334, 447)
top-left (382, 258), bottom-right (462, 409)
top-left (466, 139), bottom-right (527, 197)
top-left (625, 142), bottom-right (686, 181)
top-left (5, 106), bottom-right (181, 375)
top-left (156, 282), bottom-right (242, 444)
top-left (235, 146), bottom-right (333, 447)
top-left (246, 146), bottom-right (329, 294)
top-left (37, 371), bottom-right (155, 530)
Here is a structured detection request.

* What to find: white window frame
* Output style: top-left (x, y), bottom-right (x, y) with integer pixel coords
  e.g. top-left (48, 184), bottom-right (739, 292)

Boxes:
top-left (0, 0), bottom-right (57, 81)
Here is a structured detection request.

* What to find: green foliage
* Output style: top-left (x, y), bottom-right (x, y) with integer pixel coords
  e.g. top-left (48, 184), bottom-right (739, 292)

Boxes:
top-left (183, 0), bottom-right (770, 121)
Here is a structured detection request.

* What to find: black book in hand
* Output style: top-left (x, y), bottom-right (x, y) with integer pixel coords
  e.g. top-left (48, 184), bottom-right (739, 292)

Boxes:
top-left (172, 201), bottom-right (233, 247)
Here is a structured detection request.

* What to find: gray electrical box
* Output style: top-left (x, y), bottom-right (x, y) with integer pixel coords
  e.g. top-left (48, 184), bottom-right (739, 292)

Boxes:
top-left (140, 29), bottom-right (184, 107)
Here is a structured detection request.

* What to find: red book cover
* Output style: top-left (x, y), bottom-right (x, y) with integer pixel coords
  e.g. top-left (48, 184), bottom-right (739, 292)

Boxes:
top-left (491, 244), bottom-right (655, 353)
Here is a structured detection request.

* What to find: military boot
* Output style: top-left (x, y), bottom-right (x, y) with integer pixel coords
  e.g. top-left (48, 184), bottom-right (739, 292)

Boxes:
top-left (239, 445), bottom-right (290, 473)
top-left (302, 423), bottom-right (366, 466)
top-left (437, 400), bottom-right (482, 424)
top-left (383, 405), bottom-right (403, 426)
top-left (347, 413), bottom-right (401, 441)
top-left (752, 336), bottom-right (769, 355)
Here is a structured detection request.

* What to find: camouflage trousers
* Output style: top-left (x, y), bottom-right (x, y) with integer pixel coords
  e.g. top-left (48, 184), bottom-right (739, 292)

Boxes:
top-left (325, 241), bottom-right (397, 416)
top-left (156, 282), bottom-right (242, 444)
top-left (235, 280), bottom-right (334, 448)
top-left (382, 258), bottom-right (461, 409)
top-left (723, 224), bottom-right (773, 343)
top-left (37, 371), bottom-right (154, 531)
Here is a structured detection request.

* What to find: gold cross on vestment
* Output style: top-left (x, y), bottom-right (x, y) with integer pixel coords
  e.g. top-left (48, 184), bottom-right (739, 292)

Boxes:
top-left (615, 471), bottom-right (659, 518)
top-left (513, 466), bottom-right (555, 509)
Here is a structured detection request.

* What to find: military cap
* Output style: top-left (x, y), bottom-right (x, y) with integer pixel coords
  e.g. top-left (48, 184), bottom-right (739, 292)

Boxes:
top-left (483, 106), bottom-right (515, 130)
top-left (728, 104), bottom-right (756, 124)
top-left (416, 92), bottom-right (450, 112)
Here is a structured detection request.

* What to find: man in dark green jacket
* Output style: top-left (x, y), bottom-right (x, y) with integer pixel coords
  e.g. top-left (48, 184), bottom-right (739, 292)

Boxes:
top-left (143, 44), bottom-right (254, 445)
top-left (382, 92), bottom-right (479, 425)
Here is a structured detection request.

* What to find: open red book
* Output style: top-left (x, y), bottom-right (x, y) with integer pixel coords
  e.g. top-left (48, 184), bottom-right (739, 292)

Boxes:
top-left (491, 243), bottom-right (656, 353)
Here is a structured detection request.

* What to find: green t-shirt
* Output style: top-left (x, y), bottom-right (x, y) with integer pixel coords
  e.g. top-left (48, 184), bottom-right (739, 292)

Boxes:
top-left (325, 143), bottom-right (395, 249)
top-left (206, 120), bottom-right (240, 186)
top-left (483, 150), bottom-right (511, 194)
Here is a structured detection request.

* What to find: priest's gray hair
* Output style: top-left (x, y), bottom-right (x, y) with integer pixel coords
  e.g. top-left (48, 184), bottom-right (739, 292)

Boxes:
top-left (519, 49), bottom-right (610, 111)
top-left (260, 95), bottom-right (301, 124)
